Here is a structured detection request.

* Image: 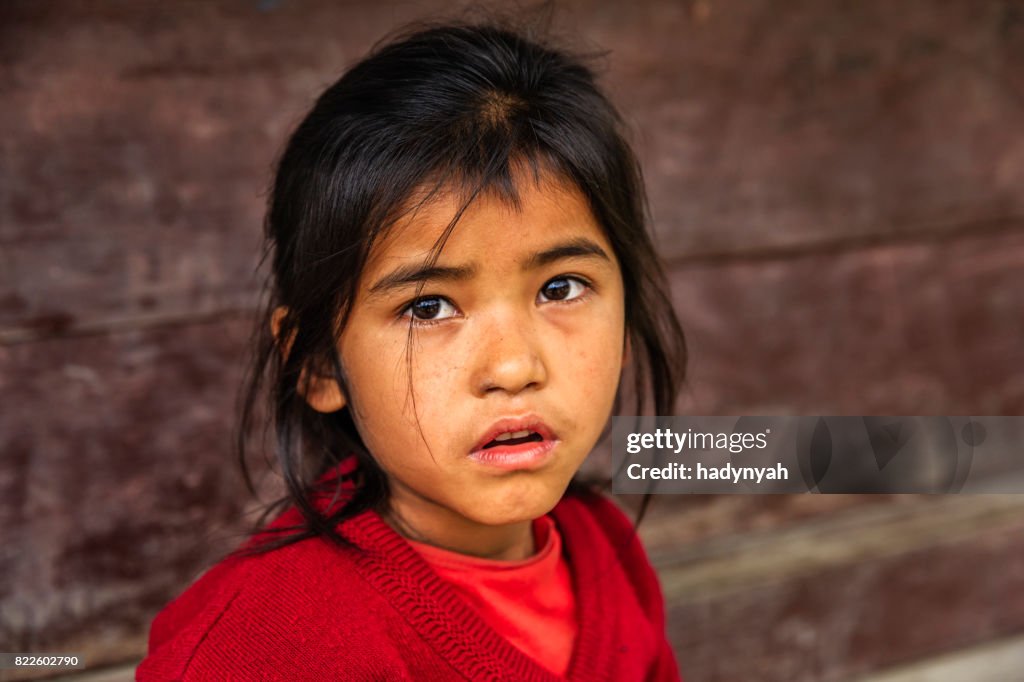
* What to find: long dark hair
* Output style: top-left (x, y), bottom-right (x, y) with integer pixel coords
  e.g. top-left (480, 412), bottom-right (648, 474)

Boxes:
top-left (235, 20), bottom-right (687, 556)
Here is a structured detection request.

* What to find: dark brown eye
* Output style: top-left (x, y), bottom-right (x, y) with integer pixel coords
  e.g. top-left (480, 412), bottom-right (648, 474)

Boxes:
top-left (412, 299), bottom-right (440, 318)
top-left (538, 277), bottom-right (587, 303)
top-left (544, 279), bottom-right (570, 300)
top-left (403, 296), bottom-right (456, 321)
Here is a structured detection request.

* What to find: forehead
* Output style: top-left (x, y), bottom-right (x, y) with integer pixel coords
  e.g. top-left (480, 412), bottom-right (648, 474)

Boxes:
top-left (366, 172), bottom-right (606, 269)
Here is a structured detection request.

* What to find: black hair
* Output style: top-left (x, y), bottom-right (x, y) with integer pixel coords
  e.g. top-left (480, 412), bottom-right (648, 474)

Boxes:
top-left (235, 20), bottom-right (687, 555)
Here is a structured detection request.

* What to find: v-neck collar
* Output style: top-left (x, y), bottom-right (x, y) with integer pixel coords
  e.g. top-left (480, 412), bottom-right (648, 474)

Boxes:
top-left (334, 495), bottom-right (614, 681)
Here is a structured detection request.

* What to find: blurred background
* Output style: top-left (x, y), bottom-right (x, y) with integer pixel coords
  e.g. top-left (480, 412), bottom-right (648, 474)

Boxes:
top-left (2, 1), bottom-right (1024, 680)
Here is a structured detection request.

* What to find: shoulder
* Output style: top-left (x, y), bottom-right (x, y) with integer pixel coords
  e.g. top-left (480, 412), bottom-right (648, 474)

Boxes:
top-left (136, 549), bottom-right (254, 681)
top-left (136, 511), bottom-right (407, 681)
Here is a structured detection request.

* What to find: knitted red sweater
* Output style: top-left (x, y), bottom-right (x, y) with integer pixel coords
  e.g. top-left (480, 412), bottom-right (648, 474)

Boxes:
top-left (137, 487), bottom-right (680, 681)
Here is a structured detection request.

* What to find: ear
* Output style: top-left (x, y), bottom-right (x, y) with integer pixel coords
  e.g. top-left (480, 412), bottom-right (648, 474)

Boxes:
top-left (271, 306), bottom-right (348, 414)
top-left (301, 374), bottom-right (347, 414)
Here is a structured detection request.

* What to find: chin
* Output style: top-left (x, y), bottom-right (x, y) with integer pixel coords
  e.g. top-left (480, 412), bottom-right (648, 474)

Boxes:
top-left (470, 481), bottom-right (567, 526)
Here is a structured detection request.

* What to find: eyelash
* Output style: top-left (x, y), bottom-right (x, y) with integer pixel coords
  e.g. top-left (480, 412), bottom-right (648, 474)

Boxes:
top-left (398, 275), bottom-right (594, 326)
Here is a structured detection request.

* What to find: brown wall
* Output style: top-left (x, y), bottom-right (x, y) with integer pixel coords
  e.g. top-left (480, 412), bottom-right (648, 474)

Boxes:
top-left (2, 1), bottom-right (1023, 680)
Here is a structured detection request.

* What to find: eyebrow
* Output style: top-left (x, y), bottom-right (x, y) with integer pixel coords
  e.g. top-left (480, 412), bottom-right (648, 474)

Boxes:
top-left (367, 237), bottom-right (611, 296)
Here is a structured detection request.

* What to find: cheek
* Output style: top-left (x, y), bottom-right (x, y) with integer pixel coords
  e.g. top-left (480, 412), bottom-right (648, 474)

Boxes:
top-left (575, 341), bottom-right (624, 398)
top-left (552, 323), bottom-right (623, 433)
top-left (410, 350), bottom-right (463, 394)
top-left (564, 303), bottom-right (625, 384)
top-left (341, 329), bottom-right (413, 437)
top-left (344, 328), bottom-right (464, 452)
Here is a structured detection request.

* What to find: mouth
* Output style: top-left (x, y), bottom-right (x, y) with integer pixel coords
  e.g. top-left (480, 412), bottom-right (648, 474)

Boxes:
top-left (482, 430), bottom-right (545, 449)
top-left (469, 417), bottom-right (559, 471)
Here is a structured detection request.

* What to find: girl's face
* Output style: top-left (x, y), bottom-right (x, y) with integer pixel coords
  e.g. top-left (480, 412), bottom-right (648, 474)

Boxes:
top-left (312, 173), bottom-right (626, 546)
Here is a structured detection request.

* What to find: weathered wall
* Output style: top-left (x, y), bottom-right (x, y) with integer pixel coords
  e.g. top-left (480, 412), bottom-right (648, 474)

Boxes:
top-left (2, 1), bottom-right (1023, 680)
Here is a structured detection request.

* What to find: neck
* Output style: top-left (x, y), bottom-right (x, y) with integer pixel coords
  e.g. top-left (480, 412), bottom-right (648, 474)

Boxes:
top-left (383, 495), bottom-right (536, 561)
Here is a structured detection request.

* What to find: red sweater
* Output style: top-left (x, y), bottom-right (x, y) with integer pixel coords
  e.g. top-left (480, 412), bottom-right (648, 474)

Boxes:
top-left (137, 484), bottom-right (681, 681)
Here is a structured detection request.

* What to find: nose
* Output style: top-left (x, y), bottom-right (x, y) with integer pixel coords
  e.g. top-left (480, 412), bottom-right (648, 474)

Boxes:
top-left (471, 309), bottom-right (548, 397)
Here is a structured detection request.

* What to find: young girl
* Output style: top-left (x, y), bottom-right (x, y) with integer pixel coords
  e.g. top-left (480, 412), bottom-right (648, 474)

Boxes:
top-left (138, 20), bottom-right (686, 681)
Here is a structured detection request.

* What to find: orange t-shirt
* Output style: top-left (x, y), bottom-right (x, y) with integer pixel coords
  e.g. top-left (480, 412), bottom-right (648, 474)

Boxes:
top-left (407, 516), bottom-right (578, 676)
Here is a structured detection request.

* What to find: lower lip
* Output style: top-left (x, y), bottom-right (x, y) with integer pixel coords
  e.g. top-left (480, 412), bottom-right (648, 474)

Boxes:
top-left (468, 439), bottom-right (559, 471)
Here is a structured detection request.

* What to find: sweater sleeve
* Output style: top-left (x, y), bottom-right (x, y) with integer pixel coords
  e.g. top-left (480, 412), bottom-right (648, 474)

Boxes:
top-left (582, 492), bottom-right (683, 682)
